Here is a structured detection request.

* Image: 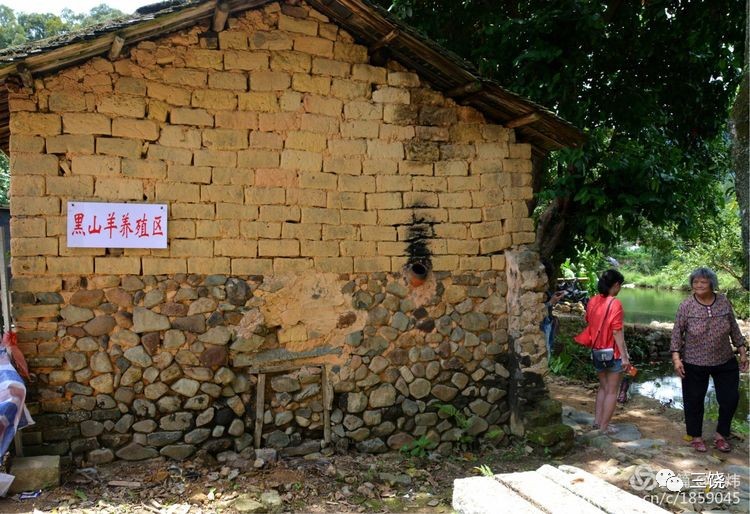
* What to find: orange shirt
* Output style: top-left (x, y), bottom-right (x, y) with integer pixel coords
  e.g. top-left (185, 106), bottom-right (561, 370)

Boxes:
top-left (585, 294), bottom-right (624, 358)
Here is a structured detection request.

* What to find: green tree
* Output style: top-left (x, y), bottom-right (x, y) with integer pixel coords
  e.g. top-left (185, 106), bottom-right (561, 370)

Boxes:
top-left (384, 0), bottom-right (744, 269)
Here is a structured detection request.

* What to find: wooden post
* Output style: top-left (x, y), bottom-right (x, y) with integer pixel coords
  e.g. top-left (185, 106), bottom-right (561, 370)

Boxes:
top-left (0, 227), bottom-right (10, 334)
top-left (253, 373), bottom-right (265, 449)
top-left (212, 2), bottom-right (230, 32)
top-left (108, 35), bottom-right (125, 61)
top-left (322, 365), bottom-right (331, 446)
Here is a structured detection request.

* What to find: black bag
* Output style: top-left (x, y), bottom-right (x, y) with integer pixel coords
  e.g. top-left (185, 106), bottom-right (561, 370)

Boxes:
top-left (592, 348), bottom-right (614, 364)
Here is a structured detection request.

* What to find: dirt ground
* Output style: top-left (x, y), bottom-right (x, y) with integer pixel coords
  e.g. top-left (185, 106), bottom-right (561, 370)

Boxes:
top-left (0, 376), bottom-right (746, 513)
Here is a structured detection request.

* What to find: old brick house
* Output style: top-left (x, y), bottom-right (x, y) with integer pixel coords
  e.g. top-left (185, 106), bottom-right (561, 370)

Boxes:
top-left (0, 0), bottom-right (583, 464)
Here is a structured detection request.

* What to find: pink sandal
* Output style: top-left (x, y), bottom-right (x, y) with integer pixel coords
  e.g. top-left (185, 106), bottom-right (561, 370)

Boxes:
top-left (690, 438), bottom-right (707, 452)
top-left (714, 437), bottom-right (731, 453)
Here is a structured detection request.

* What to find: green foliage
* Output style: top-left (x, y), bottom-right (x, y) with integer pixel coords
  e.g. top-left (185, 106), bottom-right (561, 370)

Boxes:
top-left (383, 0), bottom-right (744, 264)
top-left (473, 464), bottom-right (494, 477)
top-left (548, 339), bottom-right (597, 382)
top-left (0, 153), bottom-right (8, 206)
top-left (560, 244), bottom-right (604, 296)
top-left (399, 435), bottom-right (431, 458)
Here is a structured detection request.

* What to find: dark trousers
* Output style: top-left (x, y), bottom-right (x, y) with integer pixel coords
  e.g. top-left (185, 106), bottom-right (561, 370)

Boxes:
top-left (682, 358), bottom-right (740, 438)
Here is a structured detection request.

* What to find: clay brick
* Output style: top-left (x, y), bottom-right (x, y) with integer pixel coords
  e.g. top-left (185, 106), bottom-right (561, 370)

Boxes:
top-left (170, 108), bottom-right (214, 126)
top-left (502, 158), bottom-right (532, 173)
top-left (216, 203), bottom-right (258, 220)
top-left (192, 89), bottom-right (237, 110)
top-left (282, 222), bottom-right (321, 240)
top-left (10, 197), bottom-right (60, 216)
top-left (238, 92), bottom-right (279, 112)
top-left (439, 192), bottom-right (472, 208)
top-left (475, 142), bottom-right (508, 159)
top-left (240, 221), bottom-right (281, 239)
top-left (171, 239), bottom-right (212, 258)
top-left (480, 235), bottom-right (511, 254)
top-left (213, 167), bottom-right (255, 186)
top-left (387, 72), bottom-right (420, 88)
top-left (203, 129), bottom-right (248, 150)
top-left (482, 125), bottom-right (511, 142)
top-left (94, 178), bottom-right (143, 200)
top-left (292, 74), bottom-right (330, 95)
top-left (483, 205), bottom-right (512, 221)
top-left (339, 175), bottom-right (375, 193)
top-left (446, 239), bottom-right (479, 255)
top-left (46, 176), bottom-right (93, 196)
top-left (362, 159), bottom-right (398, 175)
top-left (259, 205), bottom-right (300, 222)
top-left (314, 257), bottom-right (352, 273)
top-left (219, 31), bottom-right (248, 50)
top-left (48, 92), bottom-right (86, 112)
top-left (148, 100), bottom-right (169, 122)
top-left (120, 159), bottom-right (166, 180)
top-left (159, 126), bottom-right (202, 149)
top-left (47, 256), bottom-right (94, 274)
top-left (294, 36), bottom-right (333, 58)
top-left (431, 255), bottom-right (459, 271)
top-left (147, 82), bottom-right (192, 106)
top-left (491, 255), bottom-right (506, 270)
top-left (11, 277), bottom-right (61, 293)
top-left (380, 124), bottom-right (416, 141)
top-left (376, 209), bottom-right (410, 226)
top-left (413, 177), bottom-right (447, 191)
top-left (62, 113), bottom-right (110, 135)
top-left (301, 240), bottom-right (338, 257)
top-left (367, 140), bottom-right (403, 159)
top-left (185, 48), bottom-right (223, 70)
top-left (311, 58), bottom-right (350, 77)
top-left (8, 97), bottom-right (35, 112)
top-left (188, 257), bottom-right (230, 274)
top-left (247, 187), bottom-right (286, 205)
top-left (208, 71), bottom-right (248, 90)
top-left (162, 68), bottom-right (207, 86)
top-left (322, 225), bottom-right (357, 240)
top-left (415, 126), bottom-right (449, 141)
top-left (13, 304), bottom-right (60, 319)
top-left (9, 176), bottom-right (43, 196)
top-left (326, 191), bottom-right (363, 210)
top-left (193, 150), bottom-right (237, 167)
top-left (509, 143), bottom-right (532, 159)
top-left (278, 13), bottom-right (318, 35)
top-left (115, 77), bottom-right (147, 96)
top-left (169, 219), bottom-right (195, 238)
top-left (383, 104), bottom-right (418, 125)
top-left (459, 256), bottom-right (491, 271)
top-left (11, 135), bottom-right (45, 153)
top-left (433, 224), bottom-right (467, 239)
top-left (449, 208), bottom-right (482, 223)
top-left (96, 137), bottom-right (143, 158)
top-left (11, 153), bottom-right (59, 175)
top-left (171, 202), bottom-right (215, 219)
top-left (147, 145), bottom-right (193, 165)
top-left (299, 113), bottom-right (339, 134)
top-left (344, 101), bottom-right (382, 121)
top-left (12, 257), bottom-right (46, 275)
top-left (232, 258), bottom-right (273, 274)
top-left (329, 138), bottom-right (365, 156)
top-left (45, 134), bottom-right (93, 155)
top-left (224, 50), bottom-right (269, 71)
top-left (339, 241), bottom-right (375, 256)
top-left (280, 91), bottom-right (303, 111)
top-left (273, 258), bottom-right (313, 272)
top-left (377, 241), bottom-right (407, 256)
top-left (168, 164), bottom-right (211, 184)
top-left (258, 239), bottom-right (299, 257)
top-left (372, 87), bottom-right (410, 104)
top-left (11, 112), bottom-right (61, 135)
top-left (301, 207), bottom-right (339, 224)
top-left (341, 120), bottom-right (378, 139)
top-left (12, 237), bottom-right (57, 256)
top-left (440, 143), bottom-right (475, 160)
top-left (318, 21), bottom-right (338, 41)
top-left (271, 50), bottom-right (311, 72)
top-left (435, 163), bottom-right (468, 180)
top-left (511, 173), bottom-right (532, 187)
top-left (201, 184), bottom-right (243, 203)
top-left (399, 161), bottom-right (433, 176)
top-left (299, 172), bottom-right (336, 190)
top-left (446, 176), bottom-right (479, 191)
top-left (258, 113), bottom-right (300, 132)
top-left (250, 71), bottom-right (291, 91)
top-left (333, 42), bottom-right (368, 63)
top-left (215, 239), bottom-right (257, 257)
top-left (304, 95), bottom-right (343, 118)
top-left (72, 155), bottom-right (120, 176)
top-left (142, 258), bottom-right (187, 275)
top-left (285, 131), bottom-right (326, 151)
top-left (470, 221), bottom-right (504, 239)
top-left (404, 192), bottom-right (438, 208)
top-left (354, 257), bottom-right (391, 272)
top-left (352, 64), bottom-right (387, 84)
top-left (10, 217), bottom-right (45, 238)
top-left (98, 96), bottom-right (146, 118)
top-left (215, 111), bottom-right (258, 130)
top-left (237, 149), bottom-right (281, 168)
top-left (360, 226), bottom-right (396, 241)
top-left (155, 182), bottom-right (200, 202)
top-left (368, 177), bottom-right (407, 197)
top-left (281, 149), bottom-right (322, 172)
top-left (287, 187), bottom-right (326, 207)
top-left (95, 257), bottom-right (141, 275)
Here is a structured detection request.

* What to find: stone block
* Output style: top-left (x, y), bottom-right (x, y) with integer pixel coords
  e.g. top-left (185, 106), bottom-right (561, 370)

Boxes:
top-left (291, 73), bottom-right (330, 95)
top-left (11, 112), bottom-right (61, 136)
top-left (8, 455), bottom-right (60, 493)
top-left (185, 48), bottom-right (223, 70)
top-left (46, 134), bottom-right (95, 154)
top-left (224, 50), bottom-right (269, 71)
top-left (148, 83), bottom-right (192, 106)
top-left (294, 36), bottom-right (333, 58)
top-left (311, 58), bottom-right (350, 78)
top-left (278, 14), bottom-right (318, 35)
top-left (208, 71), bottom-right (247, 90)
top-left (192, 90), bottom-right (237, 110)
top-left (11, 153), bottom-right (59, 175)
top-left (250, 71), bottom-right (291, 91)
top-left (10, 135), bottom-right (45, 153)
top-left (96, 137), bottom-right (143, 158)
top-left (352, 64), bottom-right (387, 84)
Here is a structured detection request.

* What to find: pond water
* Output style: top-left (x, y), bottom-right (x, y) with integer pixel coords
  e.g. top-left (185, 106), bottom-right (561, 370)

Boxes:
top-left (630, 363), bottom-right (750, 423)
top-left (617, 287), bottom-right (688, 324)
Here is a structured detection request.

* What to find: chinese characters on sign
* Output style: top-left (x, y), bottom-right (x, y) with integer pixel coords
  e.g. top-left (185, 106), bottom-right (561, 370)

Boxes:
top-left (67, 202), bottom-right (168, 248)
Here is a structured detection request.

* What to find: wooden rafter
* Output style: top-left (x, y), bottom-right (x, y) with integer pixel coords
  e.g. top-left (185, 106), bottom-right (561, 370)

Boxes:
top-left (505, 112), bottom-right (541, 128)
top-left (212, 2), bottom-right (230, 32)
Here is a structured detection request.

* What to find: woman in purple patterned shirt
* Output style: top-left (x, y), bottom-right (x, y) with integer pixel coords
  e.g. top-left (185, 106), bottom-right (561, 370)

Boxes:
top-left (671, 267), bottom-right (748, 453)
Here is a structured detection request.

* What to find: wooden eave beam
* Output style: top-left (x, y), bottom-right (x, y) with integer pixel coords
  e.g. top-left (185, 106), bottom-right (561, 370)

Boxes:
top-left (212, 2), bottom-right (230, 32)
top-left (505, 112), bottom-right (541, 129)
top-left (369, 29), bottom-right (398, 53)
top-left (445, 80), bottom-right (482, 98)
top-left (16, 64), bottom-right (33, 89)
top-left (108, 34), bottom-right (125, 61)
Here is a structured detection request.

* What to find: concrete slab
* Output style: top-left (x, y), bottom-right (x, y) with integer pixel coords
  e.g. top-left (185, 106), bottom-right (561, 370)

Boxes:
top-left (8, 455), bottom-right (60, 494)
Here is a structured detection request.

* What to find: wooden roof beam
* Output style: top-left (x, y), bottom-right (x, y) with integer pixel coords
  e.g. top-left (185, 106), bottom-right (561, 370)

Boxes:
top-left (445, 81), bottom-right (482, 98)
top-left (505, 112), bottom-right (541, 128)
top-left (16, 64), bottom-right (33, 90)
top-left (212, 2), bottom-right (230, 32)
top-left (369, 29), bottom-right (398, 53)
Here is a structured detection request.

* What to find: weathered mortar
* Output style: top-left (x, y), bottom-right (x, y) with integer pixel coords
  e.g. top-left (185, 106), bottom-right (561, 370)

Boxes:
top-left (7, 1), bottom-right (554, 463)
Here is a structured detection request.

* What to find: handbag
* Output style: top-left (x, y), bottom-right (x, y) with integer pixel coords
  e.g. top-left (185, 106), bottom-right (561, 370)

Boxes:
top-left (573, 298), bottom-right (614, 349)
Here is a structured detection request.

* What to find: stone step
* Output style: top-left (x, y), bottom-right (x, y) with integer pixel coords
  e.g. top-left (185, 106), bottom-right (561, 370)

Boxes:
top-left (8, 455), bottom-right (60, 494)
top-left (453, 464), bottom-right (669, 514)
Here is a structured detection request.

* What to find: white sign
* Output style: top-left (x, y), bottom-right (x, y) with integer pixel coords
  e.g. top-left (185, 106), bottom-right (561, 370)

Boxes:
top-left (67, 202), bottom-right (168, 248)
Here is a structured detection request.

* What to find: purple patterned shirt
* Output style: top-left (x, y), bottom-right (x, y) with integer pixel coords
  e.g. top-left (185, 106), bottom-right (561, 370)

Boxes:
top-left (670, 293), bottom-right (746, 366)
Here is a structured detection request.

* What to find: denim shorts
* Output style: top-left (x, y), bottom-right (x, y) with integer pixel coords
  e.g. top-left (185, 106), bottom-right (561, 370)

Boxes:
top-left (593, 357), bottom-right (624, 373)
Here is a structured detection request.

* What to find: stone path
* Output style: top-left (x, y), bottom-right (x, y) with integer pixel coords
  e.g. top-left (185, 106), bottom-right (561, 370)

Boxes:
top-left (562, 405), bottom-right (750, 513)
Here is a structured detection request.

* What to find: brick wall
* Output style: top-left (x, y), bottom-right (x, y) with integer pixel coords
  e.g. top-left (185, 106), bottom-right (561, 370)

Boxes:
top-left (7, 1), bottom-right (556, 464)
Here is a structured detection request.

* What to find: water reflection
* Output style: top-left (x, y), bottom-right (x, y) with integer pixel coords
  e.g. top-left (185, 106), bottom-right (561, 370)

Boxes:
top-left (617, 287), bottom-right (688, 324)
top-left (632, 365), bottom-right (750, 421)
